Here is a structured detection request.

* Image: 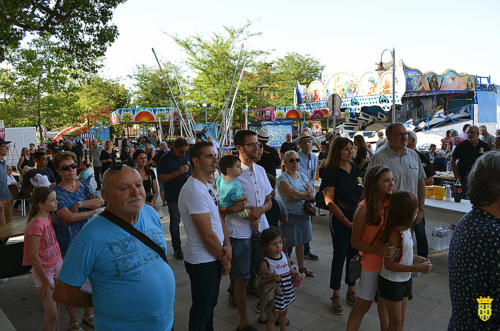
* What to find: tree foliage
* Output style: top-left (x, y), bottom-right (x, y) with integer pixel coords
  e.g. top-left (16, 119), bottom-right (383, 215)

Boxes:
top-left (0, 0), bottom-right (126, 72)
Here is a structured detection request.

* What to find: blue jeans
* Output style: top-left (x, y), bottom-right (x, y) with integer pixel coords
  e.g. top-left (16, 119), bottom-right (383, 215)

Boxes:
top-left (330, 217), bottom-right (358, 290)
top-left (93, 166), bottom-right (101, 190)
top-left (230, 236), bottom-right (263, 279)
top-left (413, 217), bottom-right (428, 258)
top-left (185, 260), bottom-right (222, 331)
top-left (167, 202), bottom-right (182, 253)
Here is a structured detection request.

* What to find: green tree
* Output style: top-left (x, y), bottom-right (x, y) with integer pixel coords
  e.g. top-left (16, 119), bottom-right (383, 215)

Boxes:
top-left (129, 64), bottom-right (181, 108)
top-left (171, 22), bottom-right (269, 123)
top-left (1, 36), bottom-right (79, 134)
top-left (0, 0), bottom-right (126, 72)
top-left (272, 52), bottom-right (325, 106)
top-left (74, 76), bottom-right (130, 124)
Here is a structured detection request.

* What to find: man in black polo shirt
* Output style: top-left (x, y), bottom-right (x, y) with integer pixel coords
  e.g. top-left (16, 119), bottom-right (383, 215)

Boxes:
top-left (256, 128), bottom-right (281, 177)
top-left (280, 133), bottom-right (297, 158)
top-left (22, 151), bottom-right (56, 194)
top-left (451, 125), bottom-right (491, 195)
top-left (157, 137), bottom-right (192, 259)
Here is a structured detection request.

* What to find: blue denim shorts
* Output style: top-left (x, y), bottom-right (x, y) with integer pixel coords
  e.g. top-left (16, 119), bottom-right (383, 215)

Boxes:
top-left (230, 236), bottom-right (263, 279)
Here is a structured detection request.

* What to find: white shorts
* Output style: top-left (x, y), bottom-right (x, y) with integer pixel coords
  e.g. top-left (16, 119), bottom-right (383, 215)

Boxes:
top-left (356, 269), bottom-right (380, 301)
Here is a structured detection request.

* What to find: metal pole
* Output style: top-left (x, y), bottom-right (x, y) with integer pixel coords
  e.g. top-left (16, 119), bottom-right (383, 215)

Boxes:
top-left (392, 48), bottom-right (396, 123)
top-left (205, 106), bottom-right (207, 123)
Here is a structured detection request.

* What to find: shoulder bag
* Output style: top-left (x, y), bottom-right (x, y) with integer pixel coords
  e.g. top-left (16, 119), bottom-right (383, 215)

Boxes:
top-left (348, 226), bottom-right (383, 283)
top-left (100, 210), bottom-right (168, 264)
top-left (285, 173), bottom-right (316, 217)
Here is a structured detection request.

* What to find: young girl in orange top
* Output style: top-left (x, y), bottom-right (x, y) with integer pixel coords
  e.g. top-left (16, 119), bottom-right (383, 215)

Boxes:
top-left (348, 165), bottom-right (394, 331)
top-left (23, 187), bottom-right (63, 331)
top-left (379, 191), bottom-right (432, 331)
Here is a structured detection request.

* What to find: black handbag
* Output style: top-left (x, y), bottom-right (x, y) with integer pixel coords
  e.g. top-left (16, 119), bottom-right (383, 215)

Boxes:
top-left (100, 210), bottom-right (169, 264)
top-left (348, 227), bottom-right (383, 283)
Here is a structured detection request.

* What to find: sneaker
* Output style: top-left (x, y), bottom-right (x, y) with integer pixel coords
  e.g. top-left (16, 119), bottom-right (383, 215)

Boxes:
top-left (304, 252), bottom-right (319, 260)
top-left (174, 250), bottom-right (184, 260)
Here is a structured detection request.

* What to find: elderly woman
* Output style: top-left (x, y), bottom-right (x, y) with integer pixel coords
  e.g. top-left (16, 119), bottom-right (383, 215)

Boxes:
top-left (277, 150), bottom-right (316, 277)
top-left (53, 151), bottom-right (104, 330)
top-left (448, 151), bottom-right (499, 330)
top-left (321, 137), bottom-right (362, 314)
top-left (133, 149), bottom-right (158, 208)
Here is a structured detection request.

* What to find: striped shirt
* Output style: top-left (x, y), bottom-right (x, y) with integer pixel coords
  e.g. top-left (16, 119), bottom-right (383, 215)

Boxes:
top-left (265, 252), bottom-right (295, 311)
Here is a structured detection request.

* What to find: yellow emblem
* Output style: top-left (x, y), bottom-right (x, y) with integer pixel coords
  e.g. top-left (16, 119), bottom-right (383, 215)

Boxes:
top-left (477, 296), bottom-right (493, 321)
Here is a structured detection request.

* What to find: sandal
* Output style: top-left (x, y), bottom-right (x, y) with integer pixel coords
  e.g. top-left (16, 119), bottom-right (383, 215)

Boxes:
top-left (299, 267), bottom-right (315, 277)
top-left (82, 313), bottom-right (95, 328)
top-left (330, 295), bottom-right (343, 315)
top-left (275, 318), bottom-right (290, 326)
top-left (346, 291), bottom-right (356, 306)
top-left (68, 322), bottom-right (83, 331)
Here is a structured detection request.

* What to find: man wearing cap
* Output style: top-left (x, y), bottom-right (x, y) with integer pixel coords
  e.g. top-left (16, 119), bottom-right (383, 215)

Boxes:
top-left (256, 128), bottom-right (281, 177)
top-left (297, 131), bottom-right (319, 260)
top-left (0, 138), bottom-right (12, 225)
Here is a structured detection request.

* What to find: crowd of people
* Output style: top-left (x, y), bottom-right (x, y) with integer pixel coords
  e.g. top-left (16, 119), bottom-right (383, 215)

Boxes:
top-left (0, 122), bottom-right (498, 331)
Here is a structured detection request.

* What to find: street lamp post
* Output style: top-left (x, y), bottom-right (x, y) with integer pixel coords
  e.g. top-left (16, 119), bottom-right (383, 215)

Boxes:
top-left (199, 103), bottom-right (211, 123)
top-left (376, 48), bottom-right (396, 123)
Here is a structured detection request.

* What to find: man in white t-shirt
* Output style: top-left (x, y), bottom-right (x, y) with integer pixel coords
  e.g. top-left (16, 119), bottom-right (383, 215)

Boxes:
top-left (178, 142), bottom-right (231, 331)
top-left (221, 130), bottom-right (273, 331)
top-left (206, 135), bottom-right (221, 161)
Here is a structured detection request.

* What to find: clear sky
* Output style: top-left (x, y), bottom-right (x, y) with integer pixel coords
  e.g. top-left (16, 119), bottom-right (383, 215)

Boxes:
top-left (101, 0), bottom-right (500, 88)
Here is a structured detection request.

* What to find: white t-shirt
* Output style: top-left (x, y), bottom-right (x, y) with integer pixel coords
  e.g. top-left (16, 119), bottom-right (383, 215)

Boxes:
top-left (178, 176), bottom-right (224, 264)
top-left (225, 163), bottom-right (273, 239)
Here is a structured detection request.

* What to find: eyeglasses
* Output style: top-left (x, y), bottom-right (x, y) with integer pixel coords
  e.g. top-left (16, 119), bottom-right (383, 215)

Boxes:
top-left (208, 188), bottom-right (219, 206)
top-left (243, 142), bottom-right (263, 148)
top-left (60, 163), bottom-right (78, 171)
top-left (287, 158), bottom-right (300, 163)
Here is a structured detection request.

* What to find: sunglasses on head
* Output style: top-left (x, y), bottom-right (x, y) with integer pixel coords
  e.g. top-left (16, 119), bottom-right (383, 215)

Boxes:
top-left (287, 158), bottom-right (300, 163)
top-left (110, 162), bottom-right (125, 173)
top-left (60, 163), bottom-right (78, 171)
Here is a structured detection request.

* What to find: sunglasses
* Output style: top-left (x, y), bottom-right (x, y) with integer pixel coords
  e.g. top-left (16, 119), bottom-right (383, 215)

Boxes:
top-left (60, 163), bottom-right (78, 171)
top-left (208, 188), bottom-right (219, 206)
top-left (110, 162), bottom-right (125, 173)
top-left (287, 158), bottom-right (300, 163)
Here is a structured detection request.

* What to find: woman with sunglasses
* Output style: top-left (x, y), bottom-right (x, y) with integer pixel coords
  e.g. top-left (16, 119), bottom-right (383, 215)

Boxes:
top-left (277, 150), bottom-right (316, 278)
top-left (133, 149), bottom-right (158, 209)
top-left (52, 151), bottom-right (104, 330)
top-left (320, 137), bottom-right (362, 315)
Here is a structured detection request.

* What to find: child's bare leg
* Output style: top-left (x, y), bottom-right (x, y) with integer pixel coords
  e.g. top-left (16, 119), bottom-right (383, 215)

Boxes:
top-left (40, 288), bottom-right (59, 331)
top-left (265, 309), bottom-right (275, 331)
top-left (279, 309), bottom-right (288, 331)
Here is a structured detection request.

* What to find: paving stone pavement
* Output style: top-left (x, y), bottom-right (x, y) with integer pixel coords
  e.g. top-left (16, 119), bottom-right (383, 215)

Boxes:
top-left (0, 206), bottom-right (453, 331)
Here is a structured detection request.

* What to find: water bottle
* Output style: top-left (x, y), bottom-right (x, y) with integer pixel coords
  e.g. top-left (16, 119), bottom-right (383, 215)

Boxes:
top-left (445, 226), bottom-right (453, 249)
top-left (453, 180), bottom-right (462, 202)
top-left (445, 185), bottom-right (452, 200)
top-left (432, 226), bottom-right (443, 250)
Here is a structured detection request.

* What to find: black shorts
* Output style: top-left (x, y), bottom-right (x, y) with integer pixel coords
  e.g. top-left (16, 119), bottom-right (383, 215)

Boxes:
top-left (378, 276), bottom-right (413, 302)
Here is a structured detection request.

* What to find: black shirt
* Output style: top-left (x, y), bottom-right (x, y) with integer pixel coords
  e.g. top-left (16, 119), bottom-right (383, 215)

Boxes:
top-left (257, 144), bottom-right (281, 177)
top-left (157, 150), bottom-right (192, 203)
top-left (320, 164), bottom-right (362, 220)
top-left (452, 140), bottom-right (491, 181)
top-left (99, 150), bottom-right (116, 173)
top-left (22, 167), bottom-right (56, 191)
top-left (280, 141), bottom-right (297, 155)
top-left (353, 147), bottom-right (368, 171)
top-left (141, 169), bottom-right (157, 202)
top-left (416, 150), bottom-right (436, 179)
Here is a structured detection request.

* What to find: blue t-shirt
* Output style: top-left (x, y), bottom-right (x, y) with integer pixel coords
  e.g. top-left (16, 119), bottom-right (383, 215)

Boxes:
top-left (157, 150), bottom-right (192, 203)
top-left (215, 176), bottom-right (244, 208)
top-left (58, 205), bottom-right (175, 331)
top-left (53, 182), bottom-right (99, 256)
top-left (78, 168), bottom-right (92, 180)
top-left (0, 159), bottom-right (8, 200)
